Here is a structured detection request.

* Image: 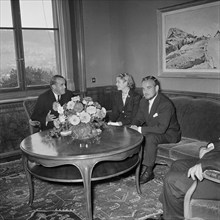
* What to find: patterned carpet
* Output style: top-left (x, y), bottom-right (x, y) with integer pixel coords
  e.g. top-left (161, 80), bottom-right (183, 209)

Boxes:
top-left (0, 159), bottom-right (169, 220)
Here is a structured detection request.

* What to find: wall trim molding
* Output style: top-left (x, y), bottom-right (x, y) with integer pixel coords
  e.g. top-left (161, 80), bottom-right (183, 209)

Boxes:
top-left (161, 89), bottom-right (220, 101)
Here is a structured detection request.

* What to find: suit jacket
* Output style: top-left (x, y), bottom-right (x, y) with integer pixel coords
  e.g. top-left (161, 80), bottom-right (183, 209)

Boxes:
top-left (109, 89), bottom-right (142, 126)
top-left (132, 93), bottom-right (181, 143)
top-left (31, 89), bottom-right (74, 130)
top-left (199, 141), bottom-right (220, 171)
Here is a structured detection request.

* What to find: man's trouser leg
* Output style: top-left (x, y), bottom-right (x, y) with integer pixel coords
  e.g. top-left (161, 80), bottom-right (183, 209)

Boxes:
top-left (142, 133), bottom-right (169, 167)
top-left (159, 159), bottom-right (196, 220)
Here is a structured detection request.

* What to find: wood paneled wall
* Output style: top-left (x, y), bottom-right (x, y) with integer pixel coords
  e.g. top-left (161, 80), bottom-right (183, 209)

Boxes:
top-left (0, 86), bottom-right (219, 162)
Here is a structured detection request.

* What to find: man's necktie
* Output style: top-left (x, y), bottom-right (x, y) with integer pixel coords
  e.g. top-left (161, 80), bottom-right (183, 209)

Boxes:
top-left (58, 95), bottom-right (61, 102)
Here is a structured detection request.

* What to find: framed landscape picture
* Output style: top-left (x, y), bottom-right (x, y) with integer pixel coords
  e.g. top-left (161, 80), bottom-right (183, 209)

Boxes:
top-left (157, 0), bottom-right (220, 78)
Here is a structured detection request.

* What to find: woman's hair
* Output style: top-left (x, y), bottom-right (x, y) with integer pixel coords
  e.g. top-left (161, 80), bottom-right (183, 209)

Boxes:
top-left (117, 72), bottom-right (135, 89)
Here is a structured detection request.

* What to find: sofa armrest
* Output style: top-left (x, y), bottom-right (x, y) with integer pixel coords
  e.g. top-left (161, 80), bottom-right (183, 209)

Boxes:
top-left (184, 170), bottom-right (220, 219)
top-left (184, 180), bottom-right (198, 219)
top-left (203, 169), bottom-right (220, 183)
top-left (29, 119), bottom-right (41, 134)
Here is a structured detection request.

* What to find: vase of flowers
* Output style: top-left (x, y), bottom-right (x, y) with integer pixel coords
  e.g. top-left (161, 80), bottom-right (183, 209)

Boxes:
top-left (50, 96), bottom-right (107, 139)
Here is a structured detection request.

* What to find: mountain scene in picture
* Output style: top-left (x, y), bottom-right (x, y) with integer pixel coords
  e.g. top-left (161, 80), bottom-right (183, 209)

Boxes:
top-left (50, 96), bottom-right (107, 140)
top-left (166, 28), bottom-right (220, 70)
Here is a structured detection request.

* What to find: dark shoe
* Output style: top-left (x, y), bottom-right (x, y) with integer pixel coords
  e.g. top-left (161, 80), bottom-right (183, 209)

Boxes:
top-left (140, 165), bottom-right (148, 175)
top-left (145, 214), bottom-right (164, 220)
top-left (140, 170), bottom-right (154, 184)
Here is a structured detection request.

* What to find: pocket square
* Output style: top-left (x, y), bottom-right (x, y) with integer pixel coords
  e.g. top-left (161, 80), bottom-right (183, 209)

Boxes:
top-left (153, 113), bottom-right (158, 118)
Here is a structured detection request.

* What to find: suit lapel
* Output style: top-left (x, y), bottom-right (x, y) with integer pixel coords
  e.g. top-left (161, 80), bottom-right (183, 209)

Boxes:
top-left (141, 98), bottom-right (150, 122)
top-left (59, 94), bottom-right (64, 105)
top-left (60, 92), bottom-right (69, 105)
top-left (49, 90), bottom-right (57, 103)
top-left (116, 91), bottom-right (124, 110)
top-left (146, 101), bottom-right (150, 121)
top-left (48, 90), bottom-right (59, 116)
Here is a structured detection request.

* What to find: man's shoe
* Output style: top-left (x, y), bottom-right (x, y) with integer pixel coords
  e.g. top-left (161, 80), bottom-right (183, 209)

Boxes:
top-left (140, 165), bottom-right (148, 175)
top-left (140, 171), bottom-right (154, 184)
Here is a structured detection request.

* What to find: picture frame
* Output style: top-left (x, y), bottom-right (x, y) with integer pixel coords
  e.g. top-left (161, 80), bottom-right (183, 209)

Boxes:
top-left (157, 0), bottom-right (220, 78)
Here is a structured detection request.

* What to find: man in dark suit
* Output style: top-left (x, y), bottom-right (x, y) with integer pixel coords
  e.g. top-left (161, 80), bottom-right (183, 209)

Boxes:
top-left (146, 140), bottom-right (220, 220)
top-left (131, 76), bottom-right (181, 184)
top-left (31, 75), bottom-right (75, 130)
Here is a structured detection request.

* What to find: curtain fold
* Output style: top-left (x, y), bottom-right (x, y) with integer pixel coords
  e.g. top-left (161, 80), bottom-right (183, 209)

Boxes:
top-left (54, 0), bottom-right (75, 91)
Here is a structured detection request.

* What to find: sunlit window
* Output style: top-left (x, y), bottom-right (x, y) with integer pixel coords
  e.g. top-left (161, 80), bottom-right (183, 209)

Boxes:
top-left (0, 0), bottom-right (60, 90)
top-left (0, 0), bottom-right (18, 88)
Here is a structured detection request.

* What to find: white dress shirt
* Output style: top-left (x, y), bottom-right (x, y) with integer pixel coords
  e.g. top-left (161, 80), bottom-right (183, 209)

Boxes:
top-left (53, 92), bottom-right (60, 102)
top-left (148, 95), bottom-right (157, 113)
top-left (137, 94), bottom-right (158, 133)
top-left (122, 91), bottom-right (129, 105)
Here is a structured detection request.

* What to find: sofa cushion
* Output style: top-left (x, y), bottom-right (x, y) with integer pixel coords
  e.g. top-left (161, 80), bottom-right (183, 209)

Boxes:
top-left (157, 137), bottom-right (199, 159)
top-left (158, 137), bottom-right (207, 162)
top-left (170, 141), bottom-right (207, 161)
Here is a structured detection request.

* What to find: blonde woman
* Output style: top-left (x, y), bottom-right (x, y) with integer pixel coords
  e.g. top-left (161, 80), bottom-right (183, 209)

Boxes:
top-left (109, 73), bottom-right (141, 126)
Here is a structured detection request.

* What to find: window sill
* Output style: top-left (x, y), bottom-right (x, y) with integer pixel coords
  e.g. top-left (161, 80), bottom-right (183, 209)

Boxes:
top-left (0, 89), bottom-right (47, 104)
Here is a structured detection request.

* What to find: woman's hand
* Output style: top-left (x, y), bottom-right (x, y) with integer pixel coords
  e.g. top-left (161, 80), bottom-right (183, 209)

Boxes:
top-left (130, 125), bottom-right (139, 131)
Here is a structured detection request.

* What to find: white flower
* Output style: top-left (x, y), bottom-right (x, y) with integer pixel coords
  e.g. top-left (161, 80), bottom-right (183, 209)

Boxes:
top-left (101, 107), bottom-right (106, 115)
top-left (53, 102), bottom-right (61, 111)
top-left (57, 105), bottom-right (64, 114)
top-left (59, 114), bottom-right (66, 123)
top-left (53, 118), bottom-right (60, 128)
top-left (86, 106), bottom-right (97, 115)
top-left (88, 101), bottom-right (94, 106)
top-left (71, 95), bottom-right (80, 102)
top-left (82, 100), bottom-right (87, 105)
top-left (52, 95), bottom-right (105, 137)
top-left (95, 107), bottom-right (106, 119)
top-left (67, 100), bottom-right (75, 110)
top-left (68, 115), bottom-right (80, 125)
top-left (79, 111), bottom-right (91, 123)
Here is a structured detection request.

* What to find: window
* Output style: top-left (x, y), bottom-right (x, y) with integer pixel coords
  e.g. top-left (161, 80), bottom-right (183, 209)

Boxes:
top-left (0, 0), bottom-right (60, 91)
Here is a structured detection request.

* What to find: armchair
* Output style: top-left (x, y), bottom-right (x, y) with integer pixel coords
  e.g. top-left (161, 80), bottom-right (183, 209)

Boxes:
top-left (184, 169), bottom-right (220, 220)
top-left (23, 98), bottom-right (41, 134)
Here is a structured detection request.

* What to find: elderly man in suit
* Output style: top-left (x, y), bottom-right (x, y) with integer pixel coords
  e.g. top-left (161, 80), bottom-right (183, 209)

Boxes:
top-left (31, 75), bottom-right (75, 130)
top-left (131, 76), bottom-right (181, 184)
top-left (146, 140), bottom-right (220, 220)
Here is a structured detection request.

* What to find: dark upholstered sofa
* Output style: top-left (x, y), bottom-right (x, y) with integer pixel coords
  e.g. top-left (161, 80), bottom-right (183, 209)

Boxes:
top-left (156, 96), bottom-right (220, 166)
top-left (155, 96), bottom-right (220, 220)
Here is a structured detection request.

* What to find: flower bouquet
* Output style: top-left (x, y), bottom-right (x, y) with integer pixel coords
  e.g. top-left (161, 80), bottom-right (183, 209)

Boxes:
top-left (50, 96), bottom-right (107, 139)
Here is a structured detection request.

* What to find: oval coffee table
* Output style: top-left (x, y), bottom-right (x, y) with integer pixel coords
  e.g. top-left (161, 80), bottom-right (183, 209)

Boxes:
top-left (20, 125), bottom-right (143, 220)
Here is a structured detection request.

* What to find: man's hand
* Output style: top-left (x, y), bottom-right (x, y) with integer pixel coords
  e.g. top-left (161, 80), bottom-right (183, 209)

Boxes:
top-left (46, 110), bottom-right (56, 123)
top-left (130, 125), bottom-right (142, 133)
top-left (199, 143), bottom-right (215, 159)
top-left (187, 163), bottom-right (203, 181)
top-left (107, 121), bottom-right (122, 126)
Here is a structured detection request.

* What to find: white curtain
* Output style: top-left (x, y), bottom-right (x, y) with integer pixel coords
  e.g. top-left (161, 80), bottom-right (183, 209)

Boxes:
top-left (53, 0), bottom-right (75, 91)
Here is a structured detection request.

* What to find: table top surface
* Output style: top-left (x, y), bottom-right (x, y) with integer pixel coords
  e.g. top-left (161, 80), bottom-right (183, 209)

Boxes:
top-left (20, 126), bottom-right (143, 160)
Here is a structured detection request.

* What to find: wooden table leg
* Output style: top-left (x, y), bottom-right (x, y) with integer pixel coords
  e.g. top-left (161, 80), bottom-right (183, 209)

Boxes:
top-left (76, 163), bottom-right (94, 220)
top-left (136, 145), bottom-right (143, 195)
top-left (22, 155), bottom-right (34, 205)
